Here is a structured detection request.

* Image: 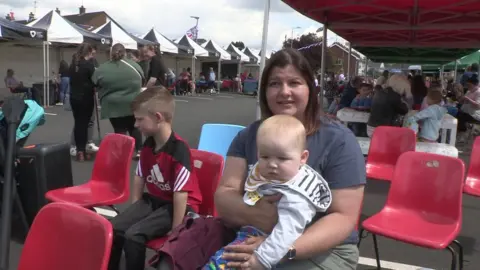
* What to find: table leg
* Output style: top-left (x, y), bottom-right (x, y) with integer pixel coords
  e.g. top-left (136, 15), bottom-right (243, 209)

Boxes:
top-left (441, 129), bottom-right (447, 144)
top-left (449, 127), bottom-right (457, 146)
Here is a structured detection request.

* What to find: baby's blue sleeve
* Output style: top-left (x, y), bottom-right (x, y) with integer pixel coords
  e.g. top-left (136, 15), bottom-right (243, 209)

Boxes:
top-left (350, 97), bottom-right (360, 108)
top-left (254, 190), bottom-right (317, 269)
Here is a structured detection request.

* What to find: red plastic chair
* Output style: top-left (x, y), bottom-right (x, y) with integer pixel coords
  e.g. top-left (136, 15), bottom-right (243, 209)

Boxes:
top-left (366, 126), bottom-right (416, 181)
top-left (146, 149), bottom-right (224, 251)
top-left (45, 133), bottom-right (134, 212)
top-left (464, 136), bottom-right (480, 196)
top-left (18, 202), bottom-right (113, 270)
top-left (359, 152), bottom-right (465, 270)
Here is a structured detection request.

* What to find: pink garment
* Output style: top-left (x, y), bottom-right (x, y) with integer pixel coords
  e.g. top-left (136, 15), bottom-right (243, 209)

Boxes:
top-left (420, 96), bottom-right (445, 111)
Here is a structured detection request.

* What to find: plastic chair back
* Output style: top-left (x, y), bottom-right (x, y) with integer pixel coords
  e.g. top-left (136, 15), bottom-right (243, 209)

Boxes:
top-left (191, 149), bottom-right (224, 216)
top-left (18, 203), bottom-right (113, 270)
top-left (465, 136), bottom-right (480, 190)
top-left (368, 126), bottom-right (416, 166)
top-left (388, 152), bottom-right (465, 221)
top-left (198, 124), bottom-right (245, 161)
top-left (91, 133), bottom-right (135, 196)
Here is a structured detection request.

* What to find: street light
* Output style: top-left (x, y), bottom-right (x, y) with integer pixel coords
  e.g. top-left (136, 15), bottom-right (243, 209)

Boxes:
top-left (290, 26), bottom-right (301, 48)
top-left (190, 16), bottom-right (199, 41)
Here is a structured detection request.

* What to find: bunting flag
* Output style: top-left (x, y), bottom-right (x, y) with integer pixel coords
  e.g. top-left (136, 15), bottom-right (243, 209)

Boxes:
top-left (186, 25), bottom-right (198, 40)
top-left (297, 42), bottom-right (322, 51)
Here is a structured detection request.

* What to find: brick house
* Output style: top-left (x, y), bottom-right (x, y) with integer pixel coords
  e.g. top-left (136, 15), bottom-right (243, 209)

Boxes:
top-left (62, 6), bottom-right (109, 30)
top-left (328, 42), bottom-right (361, 76)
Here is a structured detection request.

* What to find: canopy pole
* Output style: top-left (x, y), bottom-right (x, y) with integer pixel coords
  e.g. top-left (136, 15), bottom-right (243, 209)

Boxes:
top-left (217, 59), bottom-right (222, 92)
top-left (454, 60), bottom-right (458, 83)
top-left (347, 43), bottom-right (352, 81)
top-left (46, 42), bottom-right (50, 107)
top-left (365, 59), bottom-right (369, 77)
top-left (43, 41), bottom-right (47, 108)
top-left (257, 0), bottom-right (271, 120)
top-left (440, 65), bottom-right (445, 89)
top-left (319, 24), bottom-right (328, 101)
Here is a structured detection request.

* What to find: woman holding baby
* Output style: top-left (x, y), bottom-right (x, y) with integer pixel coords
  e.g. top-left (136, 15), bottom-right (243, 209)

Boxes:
top-left (158, 49), bottom-right (366, 270)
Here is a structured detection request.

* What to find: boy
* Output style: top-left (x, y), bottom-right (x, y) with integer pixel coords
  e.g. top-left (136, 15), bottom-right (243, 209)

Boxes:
top-left (350, 83), bottom-right (373, 111)
top-left (205, 115), bottom-right (332, 270)
top-left (405, 89), bottom-right (447, 142)
top-left (108, 87), bottom-right (202, 270)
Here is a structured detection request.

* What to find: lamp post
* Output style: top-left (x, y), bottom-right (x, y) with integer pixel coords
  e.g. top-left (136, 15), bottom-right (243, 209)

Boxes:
top-left (190, 16), bottom-right (199, 41)
top-left (290, 26), bottom-right (300, 48)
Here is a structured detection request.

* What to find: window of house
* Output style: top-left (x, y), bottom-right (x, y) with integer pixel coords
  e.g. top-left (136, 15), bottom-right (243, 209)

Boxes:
top-left (336, 58), bottom-right (343, 65)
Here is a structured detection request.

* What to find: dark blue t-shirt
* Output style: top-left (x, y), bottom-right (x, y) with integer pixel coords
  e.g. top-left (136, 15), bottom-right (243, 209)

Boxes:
top-left (227, 117), bottom-right (366, 245)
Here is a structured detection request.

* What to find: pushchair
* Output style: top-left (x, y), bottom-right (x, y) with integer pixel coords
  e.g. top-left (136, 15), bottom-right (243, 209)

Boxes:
top-left (0, 97), bottom-right (45, 270)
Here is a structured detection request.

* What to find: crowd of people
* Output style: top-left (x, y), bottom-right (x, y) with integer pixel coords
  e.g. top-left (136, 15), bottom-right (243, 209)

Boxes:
top-left (322, 66), bottom-right (480, 145)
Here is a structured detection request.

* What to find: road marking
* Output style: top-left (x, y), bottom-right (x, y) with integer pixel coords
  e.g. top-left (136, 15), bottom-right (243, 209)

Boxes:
top-left (216, 95), bottom-right (234, 99)
top-left (175, 99), bottom-right (189, 103)
top-left (358, 256), bottom-right (427, 270)
top-left (185, 96), bottom-right (214, 101)
top-left (44, 112), bottom-right (57, 116)
top-left (93, 208), bottom-right (431, 270)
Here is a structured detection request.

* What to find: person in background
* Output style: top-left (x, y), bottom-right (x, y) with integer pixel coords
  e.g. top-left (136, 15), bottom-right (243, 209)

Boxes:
top-left (375, 70), bottom-right (389, 87)
top-left (128, 51), bottom-right (140, 62)
top-left (69, 43), bottom-right (97, 161)
top-left (338, 76), bottom-right (362, 110)
top-left (4, 69), bottom-right (40, 103)
top-left (138, 47), bottom-right (150, 78)
top-left (411, 75), bottom-right (428, 110)
top-left (144, 45), bottom-right (168, 87)
top-left (58, 60), bottom-right (70, 105)
top-left (420, 87), bottom-right (445, 110)
top-left (167, 68), bottom-right (176, 87)
top-left (93, 43), bottom-right (145, 158)
top-left (404, 89), bottom-right (447, 142)
top-left (350, 83), bottom-right (373, 110)
top-left (457, 75), bottom-right (480, 143)
top-left (461, 63), bottom-right (479, 89)
top-left (208, 67), bottom-right (216, 93)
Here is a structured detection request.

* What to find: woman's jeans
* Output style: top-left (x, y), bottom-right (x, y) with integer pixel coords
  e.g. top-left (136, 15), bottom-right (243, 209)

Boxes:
top-left (59, 77), bottom-right (70, 104)
top-left (70, 97), bottom-right (94, 152)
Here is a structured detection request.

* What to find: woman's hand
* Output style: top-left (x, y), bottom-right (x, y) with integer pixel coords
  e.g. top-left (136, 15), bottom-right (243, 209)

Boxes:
top-left (223, 236), bottom-right (267, 268)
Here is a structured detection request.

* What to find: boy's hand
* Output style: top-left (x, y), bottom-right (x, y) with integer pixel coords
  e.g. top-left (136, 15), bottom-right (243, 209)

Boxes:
top-left (241, 254), bottom-right (265, 270)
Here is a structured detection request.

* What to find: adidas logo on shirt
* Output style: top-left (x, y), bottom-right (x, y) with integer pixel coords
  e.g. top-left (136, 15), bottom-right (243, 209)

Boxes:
top-left (146, 164), bottom-right (171, 191)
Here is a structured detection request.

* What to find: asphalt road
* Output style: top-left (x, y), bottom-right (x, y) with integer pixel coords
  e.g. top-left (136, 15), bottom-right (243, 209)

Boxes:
top-left (4, 92), bottom-right (480, 270)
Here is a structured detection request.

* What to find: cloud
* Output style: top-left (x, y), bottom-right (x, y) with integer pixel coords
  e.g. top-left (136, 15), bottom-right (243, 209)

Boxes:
top-left (0, 0), bottom-right (324, 50)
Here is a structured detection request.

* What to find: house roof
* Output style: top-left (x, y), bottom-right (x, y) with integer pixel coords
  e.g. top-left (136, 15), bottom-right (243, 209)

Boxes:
top-left (63, 11), bottom-right (107, 28)
top-left (329, 42), bottom-right (361, 60)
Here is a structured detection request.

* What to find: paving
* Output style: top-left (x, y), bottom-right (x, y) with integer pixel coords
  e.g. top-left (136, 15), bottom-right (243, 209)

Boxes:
top-left (4, 92), bottom-right (480, 270)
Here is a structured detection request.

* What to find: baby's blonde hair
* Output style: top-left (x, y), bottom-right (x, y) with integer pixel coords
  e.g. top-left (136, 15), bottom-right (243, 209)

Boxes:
top-left (257, 115), bottom-right (306, 151)
top-left (387, 74), bottom-right (412, 98)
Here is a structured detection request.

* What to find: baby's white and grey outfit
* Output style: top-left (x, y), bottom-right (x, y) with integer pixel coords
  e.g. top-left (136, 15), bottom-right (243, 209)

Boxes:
top-left (243, 163), bottom-right (332, 269)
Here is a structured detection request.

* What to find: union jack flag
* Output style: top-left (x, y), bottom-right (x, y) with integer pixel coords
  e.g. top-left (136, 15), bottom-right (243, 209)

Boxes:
top-left (186, 26), bottom-right (198, 40)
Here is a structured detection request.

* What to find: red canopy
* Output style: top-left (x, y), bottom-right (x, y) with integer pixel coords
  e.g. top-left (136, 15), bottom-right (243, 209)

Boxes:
top-left (282, 0), bottom-right (480, 48)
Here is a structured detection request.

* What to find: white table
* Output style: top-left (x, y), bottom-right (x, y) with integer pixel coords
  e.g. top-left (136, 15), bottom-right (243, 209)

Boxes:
top-left (356, 137), bottom-right (459, 158)
top-left (336, 108), bottom-right (458, 146)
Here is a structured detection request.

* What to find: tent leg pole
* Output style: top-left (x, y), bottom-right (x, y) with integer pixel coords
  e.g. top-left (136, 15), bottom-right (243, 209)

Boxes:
top-left (257, 0), bottom-right (271, 120)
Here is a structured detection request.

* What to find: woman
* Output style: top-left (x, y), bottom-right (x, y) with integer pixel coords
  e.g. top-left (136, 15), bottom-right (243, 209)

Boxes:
top-left (92, 43), bottom-right (144, 157)
top-left (69, 43), bottom-right (96, 161)
top-left (4, 69), bottom-right (40, 103)
top-left (411, 75), bottom-right (428, 109)
top-left (456, 75), bottom-right (480, 142)
top-left (367, 74), bottom-right (410, 137)
top-left (58, 60), bottom-right (70, 105)
top-left (214, 49), bottom-right (365, 269)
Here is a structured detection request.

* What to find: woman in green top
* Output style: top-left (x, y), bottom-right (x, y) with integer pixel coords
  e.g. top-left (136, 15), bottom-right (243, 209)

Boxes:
top-left (92, 43), bottom-right (144, 157)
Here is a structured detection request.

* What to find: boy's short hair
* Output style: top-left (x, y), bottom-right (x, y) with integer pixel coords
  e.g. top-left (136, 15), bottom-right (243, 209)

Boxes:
top-left (427, 89), bottom-right (443, 104)
top-left (257, 115), bottom-right (306, 150)
top-left (131, 87), bottom-right (175, 123)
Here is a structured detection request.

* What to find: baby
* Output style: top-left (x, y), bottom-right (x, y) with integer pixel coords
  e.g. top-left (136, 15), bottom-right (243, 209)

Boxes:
top-left (405, 89), bottom-right (447, 142)
top-left (205, 115), bottom-right (332, 270)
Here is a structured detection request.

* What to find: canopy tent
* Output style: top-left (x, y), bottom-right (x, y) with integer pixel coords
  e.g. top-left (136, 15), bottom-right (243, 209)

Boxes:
top-left (243, 47), bottom-right (260, 64)
top-left (282, 0), bottom-right (480, 63)
top-left (0, 18), bottom-right (46, 41)
top-left (443, 50), bottom-right (480, 70)
top-left (93, 21), bottom-right (153, 50)
top-left (202, 40), bottom-right (231, 61)
top-left (142, 28), bottom-right (184, 54)
top-left (225, 43), bottom-right (250, 62)
top-left (176, 35), bottom-right (209, 57)
top-left (355, 47), bottom-right (477, 64)
top-left (27, 10), bottom-right (111, 45)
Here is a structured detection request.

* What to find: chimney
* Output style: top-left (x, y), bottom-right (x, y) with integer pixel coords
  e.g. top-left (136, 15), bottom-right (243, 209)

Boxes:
top-left (55, 8), bottom-right (61, 15)
top-left (28, 12), bottom-right (35, 22)
top-left (79, 5), bottom-right (86, 14)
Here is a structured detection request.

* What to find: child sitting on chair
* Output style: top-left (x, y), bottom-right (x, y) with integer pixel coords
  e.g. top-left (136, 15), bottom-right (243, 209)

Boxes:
top-left (350, 83), bottom-right (374, 111)
top-left (404, 89), bottom-right (447, 142)
top-left (204, 115), bottom-right (332, 270)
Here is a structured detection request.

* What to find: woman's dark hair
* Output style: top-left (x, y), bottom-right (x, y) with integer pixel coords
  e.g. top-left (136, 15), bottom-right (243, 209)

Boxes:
top-left (467, 74), bottom-right (479, 85)
top-left (411, 75), bottom-right (428, 98)
top-left (259, 48), bottom-right (319, 135)
top-left (74, 43), bottom-right (94, 65)
top-left (111, 43), bottom-right (126, 61)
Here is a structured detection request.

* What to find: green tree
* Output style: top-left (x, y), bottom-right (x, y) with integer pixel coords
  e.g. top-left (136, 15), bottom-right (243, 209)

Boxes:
top-left (232, 41), bottom-right (245, 51)
top-left (282, 33), bottom-right (333, 72)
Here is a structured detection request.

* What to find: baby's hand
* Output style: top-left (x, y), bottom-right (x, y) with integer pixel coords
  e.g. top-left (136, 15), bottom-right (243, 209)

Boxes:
top-left (241, 254), bottom-right (265, 270)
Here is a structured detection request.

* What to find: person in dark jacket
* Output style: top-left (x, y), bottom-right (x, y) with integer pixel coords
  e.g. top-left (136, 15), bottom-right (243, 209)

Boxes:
top-left (69, 43), bottom-right (96, 161)
top-left (58, 60), bottom-right (70, 105)
top-left (367, 85), bottom-right (409, 137)
top-left (338, 76), bottom-right (362, 109)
